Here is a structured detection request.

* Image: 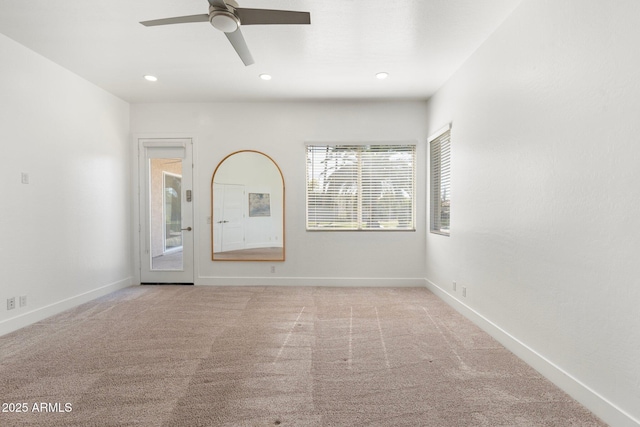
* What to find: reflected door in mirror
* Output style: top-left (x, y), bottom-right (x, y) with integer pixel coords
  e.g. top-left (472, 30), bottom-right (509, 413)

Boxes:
top-left (211, 150), bottom-right (285, 261)
top-left (213, 183), bottom-right (245, 253)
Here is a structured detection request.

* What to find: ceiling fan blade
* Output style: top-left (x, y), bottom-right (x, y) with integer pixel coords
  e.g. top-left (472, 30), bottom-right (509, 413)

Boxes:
top-left (236, 8), bottom-right (311, 25)
top-left (140, 14), bottom-right (209, 27)
top-left (225, 28), bottom-right (254, 66)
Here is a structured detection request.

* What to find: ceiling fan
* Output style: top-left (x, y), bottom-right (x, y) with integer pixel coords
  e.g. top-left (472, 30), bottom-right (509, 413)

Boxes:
top-left (140, 0), bottom-right (311, 66)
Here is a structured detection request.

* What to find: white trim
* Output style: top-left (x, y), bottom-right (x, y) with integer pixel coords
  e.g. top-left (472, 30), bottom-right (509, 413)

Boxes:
top-left (196, 276), bottom-right (426, 287)
top-left (0, 278), bottom-right (132, 337)
top-left (427, 123), bottom-right (452, 143)
top-left (424, 277), bottom-right (640, 427)
top-left (142, 139), bottom-right (187, 148)
top-left (305, 140), bottom-right (418, 147)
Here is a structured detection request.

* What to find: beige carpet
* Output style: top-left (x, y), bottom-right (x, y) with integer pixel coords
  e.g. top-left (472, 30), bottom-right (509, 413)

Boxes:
top-left (0, 286), bottom-right (605, 426)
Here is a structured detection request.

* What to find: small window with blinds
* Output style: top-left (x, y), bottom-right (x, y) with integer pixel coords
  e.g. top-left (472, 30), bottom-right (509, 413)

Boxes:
top-left (306, 144), bottom-right (416, 231)
top-left (429, 126), bottom-right (451, 236)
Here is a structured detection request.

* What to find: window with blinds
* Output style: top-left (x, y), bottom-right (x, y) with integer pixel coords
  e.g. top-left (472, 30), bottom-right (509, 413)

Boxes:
top-left (306, 144), bottom-right (416, 231)
top-left (429, 126), bottom-right (451, 236)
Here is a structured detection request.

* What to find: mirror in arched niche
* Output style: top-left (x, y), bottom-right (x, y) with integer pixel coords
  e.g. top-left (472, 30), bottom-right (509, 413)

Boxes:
top-left (211, 150), bottom-right (285, 261)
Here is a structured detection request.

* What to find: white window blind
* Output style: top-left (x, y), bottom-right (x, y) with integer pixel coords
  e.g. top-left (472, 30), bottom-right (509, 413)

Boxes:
top-left (306, 144), bottom-right (416, 231)
top-left (430, 127), bottom-right (451, 235)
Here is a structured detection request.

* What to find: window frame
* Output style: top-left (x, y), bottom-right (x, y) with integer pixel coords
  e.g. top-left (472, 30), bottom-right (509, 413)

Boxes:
top-left (429, 125), bottom-right (451, 236)
top-left (306, 143), bottom-right (417, 231)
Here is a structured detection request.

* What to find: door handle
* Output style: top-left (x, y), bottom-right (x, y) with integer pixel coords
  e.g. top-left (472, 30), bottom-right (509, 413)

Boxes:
top-left (181, 227), bottom-right (192, 231)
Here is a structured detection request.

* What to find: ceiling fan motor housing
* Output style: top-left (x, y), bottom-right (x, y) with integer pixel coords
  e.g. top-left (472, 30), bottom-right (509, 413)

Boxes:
top-left (209, 4), bottom-right (241, 33)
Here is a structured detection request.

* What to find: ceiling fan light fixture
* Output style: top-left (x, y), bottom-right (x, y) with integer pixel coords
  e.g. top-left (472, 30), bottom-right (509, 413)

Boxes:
top-left (144, 75), bottom-right (158, 82)
top-left (210, 11), bottom-right (240, 33)
top-left (376, 72), bottom-right (389, 80)
top-left (259, 74), bottom-right (272, 81)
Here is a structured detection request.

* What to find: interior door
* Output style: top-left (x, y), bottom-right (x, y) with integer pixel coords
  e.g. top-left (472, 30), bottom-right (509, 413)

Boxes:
top-left (212, 183), bottom-right (245, 253)
top-left (139, 139), bottom-right (194, 283)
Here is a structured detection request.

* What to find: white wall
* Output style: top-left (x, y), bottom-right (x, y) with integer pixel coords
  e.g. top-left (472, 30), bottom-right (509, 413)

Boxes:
top-left (131, 101), bottom-right (428, 286)
top-left (424, 1), bottom-right (640, 425)
top-left (0, 34), bottom-right (132, 335)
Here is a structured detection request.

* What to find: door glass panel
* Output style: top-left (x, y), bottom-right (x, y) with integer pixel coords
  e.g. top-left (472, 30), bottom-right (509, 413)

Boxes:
top-left (164, 172), bottom-right (182, 252)
top-left (151, 158), bottom-right (183, 270)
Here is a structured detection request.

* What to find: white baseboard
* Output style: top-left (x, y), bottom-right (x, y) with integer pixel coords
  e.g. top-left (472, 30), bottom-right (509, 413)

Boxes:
top-left (424, 278), bottom-right (639, 427)
top-left (0, 277), bottom-right (133, 337)
top-left (196, 276), bottom-right (425, 287)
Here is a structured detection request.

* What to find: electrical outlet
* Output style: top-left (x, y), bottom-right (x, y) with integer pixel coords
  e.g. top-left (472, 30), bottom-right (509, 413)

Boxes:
top-left (462, 287), bottom-right (467, 298)
top-left (7, 297), bottom-right (16, 310)
top-left (21, 172), bottom-right (29, 184)
top-left (270, 265), bottom-right (275, 274)
top-left (452, 281), bottom-right (457, 291)
top-left (20, 295), bottom-right (27, 307)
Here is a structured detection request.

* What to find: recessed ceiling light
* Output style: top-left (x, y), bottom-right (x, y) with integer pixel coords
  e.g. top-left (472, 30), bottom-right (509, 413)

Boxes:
top-left (259, 74), bottom-right (272, 81)
top-left (144, 75), bottom-right (158, 82)
top-left (376, 72), bottom-right (389, 80)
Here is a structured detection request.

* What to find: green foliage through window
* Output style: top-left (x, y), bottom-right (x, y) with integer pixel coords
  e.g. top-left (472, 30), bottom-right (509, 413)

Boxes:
top-left (306, 144), bottom-right (416, 231)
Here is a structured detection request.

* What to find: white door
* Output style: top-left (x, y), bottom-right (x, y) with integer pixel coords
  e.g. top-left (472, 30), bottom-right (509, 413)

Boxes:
top-left (212, 183), bottom-right (245, 253)
top-left (139, 139), bottom-right (194, 283)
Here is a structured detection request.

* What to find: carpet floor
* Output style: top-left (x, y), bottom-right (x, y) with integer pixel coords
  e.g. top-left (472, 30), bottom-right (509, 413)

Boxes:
top-left (0, 286), bottom-right (606, 426)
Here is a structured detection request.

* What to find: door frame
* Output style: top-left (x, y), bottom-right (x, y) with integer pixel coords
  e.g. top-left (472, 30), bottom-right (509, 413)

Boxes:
top-left (137, 138), bottom-right (195, 284)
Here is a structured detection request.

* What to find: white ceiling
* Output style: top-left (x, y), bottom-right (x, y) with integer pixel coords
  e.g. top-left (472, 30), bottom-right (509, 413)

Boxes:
top-left (0, 0), bottom-right (522, 103)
